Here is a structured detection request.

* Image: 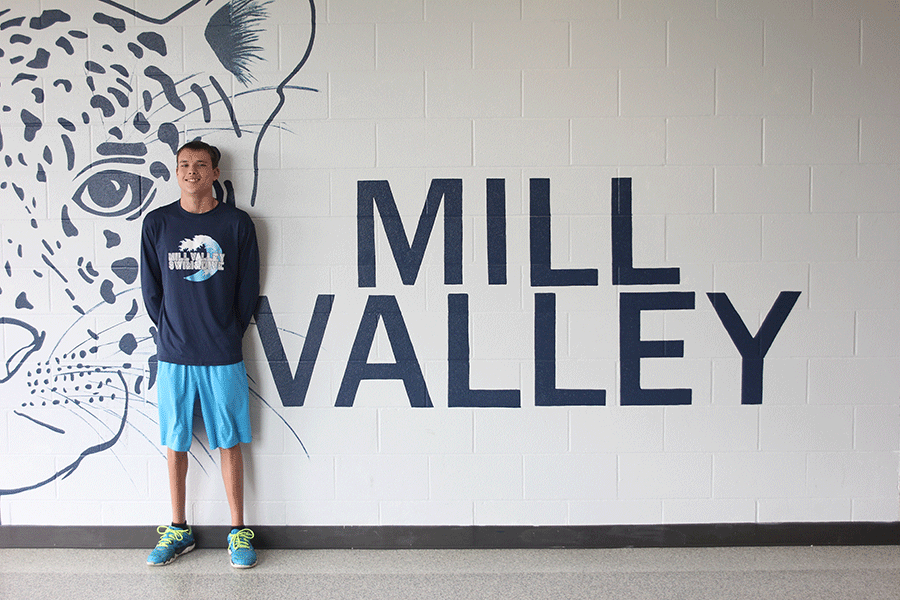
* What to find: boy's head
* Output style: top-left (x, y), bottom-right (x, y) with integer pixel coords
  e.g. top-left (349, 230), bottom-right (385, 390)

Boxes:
top-left (176, 140), bottom-right (221, 169)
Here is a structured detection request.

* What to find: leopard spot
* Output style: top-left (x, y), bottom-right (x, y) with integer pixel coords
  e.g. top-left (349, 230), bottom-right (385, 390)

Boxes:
top-left (92, 12), bottom-right (125, 33)
top-left (103, 230), bottom-right (121, 248)
top-left (111, 257), bottom-right (138, 284)
top-left (15, 292), bottom-right (33, 310)
top-left (118, 333), bottom-right (137, 355)
top-left (99, 279), bottom-right (115, 304)
top-left (29, 9), bottom-right (71, 31)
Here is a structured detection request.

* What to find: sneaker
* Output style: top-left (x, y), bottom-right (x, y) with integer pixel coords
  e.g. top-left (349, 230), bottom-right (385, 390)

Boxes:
top-left (147, 525), bottom-right (195, 566)
top-left (227, 528), bottom-right (258, 568)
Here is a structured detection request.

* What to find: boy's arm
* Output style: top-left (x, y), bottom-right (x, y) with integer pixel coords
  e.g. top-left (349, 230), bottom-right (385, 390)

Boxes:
top-left (140, 218), bottom-right (164, 325)
top-left (235, 217), bottom-right (261, 334)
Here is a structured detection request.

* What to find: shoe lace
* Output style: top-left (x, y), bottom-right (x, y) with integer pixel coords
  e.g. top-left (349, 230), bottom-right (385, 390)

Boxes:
top-left (155, 525), bottom-right (187, 548)
top-left (230, 528), bottom-right (255, 551)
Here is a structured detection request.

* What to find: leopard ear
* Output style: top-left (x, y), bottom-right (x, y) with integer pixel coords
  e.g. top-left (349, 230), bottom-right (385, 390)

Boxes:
top-left (97, 0), bottom-right (315, 90)
top-left (203, 0), bottom-right (316, 89)
top-left (205, 0), bottom-right (270, 86)
top-left (93, 0), bottom-right (224, 26)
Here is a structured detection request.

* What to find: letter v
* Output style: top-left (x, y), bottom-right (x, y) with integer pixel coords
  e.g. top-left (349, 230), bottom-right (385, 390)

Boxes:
top-left (707, 291), bottom-right (801, 405)
top-left (255, 295), bottom-right (334, 407)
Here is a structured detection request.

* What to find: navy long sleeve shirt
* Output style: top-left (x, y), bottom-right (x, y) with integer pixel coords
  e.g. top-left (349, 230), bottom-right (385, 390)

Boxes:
top-left (140, 200), bottom-right (260, 366)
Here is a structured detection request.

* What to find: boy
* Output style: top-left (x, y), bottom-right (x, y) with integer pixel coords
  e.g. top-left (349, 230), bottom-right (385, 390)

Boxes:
top-left (140, 140), bottom-right (260, 568)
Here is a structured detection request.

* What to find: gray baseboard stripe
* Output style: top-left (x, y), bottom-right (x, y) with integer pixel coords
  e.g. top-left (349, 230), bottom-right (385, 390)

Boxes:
top-left (1, 523), bottom-right (898, 549)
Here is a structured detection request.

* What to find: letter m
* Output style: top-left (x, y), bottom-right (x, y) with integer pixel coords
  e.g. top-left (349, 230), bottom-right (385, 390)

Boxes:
top-left (357, 179), bottom-right (462, 287)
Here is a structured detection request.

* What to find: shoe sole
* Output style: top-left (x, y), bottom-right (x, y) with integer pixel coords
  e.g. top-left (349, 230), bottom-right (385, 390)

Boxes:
top-left (147, 542), bottom-right (196, 567)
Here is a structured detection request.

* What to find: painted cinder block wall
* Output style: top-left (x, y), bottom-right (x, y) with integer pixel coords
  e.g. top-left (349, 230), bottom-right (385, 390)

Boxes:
top-left (0, 0), bottom-right (898, 528)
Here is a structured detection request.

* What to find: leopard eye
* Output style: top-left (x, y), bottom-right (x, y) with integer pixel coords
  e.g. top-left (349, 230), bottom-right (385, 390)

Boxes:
top-left (71, 170), bottom-right (156, 220)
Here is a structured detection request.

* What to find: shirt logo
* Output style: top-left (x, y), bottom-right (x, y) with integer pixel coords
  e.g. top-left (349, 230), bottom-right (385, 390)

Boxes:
top-left (168, 235), bottom-right (225, 282)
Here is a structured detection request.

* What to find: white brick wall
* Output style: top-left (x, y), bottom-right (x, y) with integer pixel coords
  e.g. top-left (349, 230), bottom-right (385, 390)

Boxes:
top-left (0, 0), bottom-right (897, 528)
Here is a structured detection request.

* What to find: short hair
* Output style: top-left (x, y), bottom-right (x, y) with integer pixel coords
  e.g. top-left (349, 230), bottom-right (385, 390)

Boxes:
top-left (176, 140), bottom-right (220, 169)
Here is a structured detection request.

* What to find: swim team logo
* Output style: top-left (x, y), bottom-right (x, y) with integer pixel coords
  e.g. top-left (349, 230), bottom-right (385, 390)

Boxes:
top-left (169, 235), bottom-right (226, 282)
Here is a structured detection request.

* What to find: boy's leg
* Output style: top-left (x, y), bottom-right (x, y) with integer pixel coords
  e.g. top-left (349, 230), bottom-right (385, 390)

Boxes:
top-left (221, 443), bottom-right (258, 568)
top-left (220, 443), bottom-right (244, 527)
top-left (168, 448), bottom-right (189, 524)
top-left (148, 448), bottom-right (194, 566)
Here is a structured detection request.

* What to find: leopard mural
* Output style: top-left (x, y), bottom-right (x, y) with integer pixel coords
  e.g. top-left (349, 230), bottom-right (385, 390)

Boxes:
top-left (0, 0), bottom-right (315, 499)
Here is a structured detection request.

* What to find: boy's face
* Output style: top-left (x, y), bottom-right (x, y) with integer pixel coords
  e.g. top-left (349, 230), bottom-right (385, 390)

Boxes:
top-left (176, 148), bottom-right (221, 199)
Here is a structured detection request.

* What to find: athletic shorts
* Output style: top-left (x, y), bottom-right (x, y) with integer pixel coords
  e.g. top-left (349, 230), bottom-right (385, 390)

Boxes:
top-left (157, 361), bottom-right (252, 452)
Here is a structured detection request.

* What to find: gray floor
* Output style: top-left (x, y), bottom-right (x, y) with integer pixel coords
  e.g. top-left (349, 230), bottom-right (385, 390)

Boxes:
top-left (1, 546), bottom-right (899, 600)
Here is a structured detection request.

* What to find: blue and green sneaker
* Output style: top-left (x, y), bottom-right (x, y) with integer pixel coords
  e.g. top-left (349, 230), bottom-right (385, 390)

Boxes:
top-left (227, 528), bottom-right (258, 569)
top-left (147, 525), bottom-right (195, 566)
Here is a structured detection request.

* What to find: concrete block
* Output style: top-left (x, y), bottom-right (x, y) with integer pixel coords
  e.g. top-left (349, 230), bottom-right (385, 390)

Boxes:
top-left (809, 262), bottom-right (900, 310)
top-left (764, 117), bottom-right (859, 165)
top-left (523, 70), bottom-right (617, 118)
top-left (571, 20), bottom-right (667, 68)
top-left (377, 22), bottom-right (471, 70)
top-left (281, 120), bottom-right (376, 169)
top-left (665, 406), bottom-right (759, 452)
top-left (765, 310), bottom-right (854, 359)
top-left (852, 498), bottom-right (900, 522)
top-left (762, 214), bottom-right (858, 262)
top-left (473, 119), bottom-right (570, 167)
top-left (666, 214), bottom-right (762, 262)
top-left (475, 409), bottom-right (568, 454)
top-left (759, 405), bottom-right (854, 452)
top-left (815, 67), bottom-right (900, 116)
top-left (758, 498), bottom-right (852, 522)
top-left (618, 452), bottom-right (713, 499)
top-left (380, 408), bottom-right (474, 454)
top-left (718, 0), bottom-right (812, 19)
top-left (809, 359), bottom-right (900, 406)
top-left (302, 23), bottom-right (375, 72)
top-left (378, 119), bottom-right (473, 168)
top-left (331, 71), bottom-right (424, 119)
top-left (668, 117), bottom-right (762, 165)
top-left (427, 70), bottom-right (522, 118)
top-left (715, 165), bottom-right (810, 214)
top-left (765, 19), bottom-right (860, 69)
top-left (669, 19), bottom-right (764, 68)
top-left (663, 498), bottom-right (757, 524)
top-left (569, 500), bottom-right (663, 525)
top-left (622, 0), bottom-right (715, 20)
top-left (570, 406), bottom-right (665, 453)
top-left (380, 500), bottom-right (474, 525)
top-left (334, 454), bottom-right (429, 501)
top-left (474, 21), bottom-right (569, 70)
top-left (328, 0), bottom-right (424, 24)
top-left (524, 0), bottom-right (617, 21)
top-left (523, 453), bottom-right (618, 500)
top-left (573, 118), bottom-right (667, 166)
top-left (429, 454), bottom-right (523, 500)
top-left (474, 500), bottom-right (569, 525)
top-left (426, 0), bottom-right (520, 22)
top-left (247, 453), bottom-right (335, 502)
top-left (808, 451), bottom-right (900, 498)
top-left (713, 451), bottom-right (806, 498)
top-left (285, 500), bottom-right (380, 525)
top-left (718, 66), bottom-right (812, 117)
top-left (854, 405), bottom-right (900, 451)
top-left (861, 117), bottom-right (900, 163)
top-left (622, 69), bottom-right (715, 116)
top-left (856, 310), bottom-right (900, 358)
top-left (812, 165), bottom-right (900, 213)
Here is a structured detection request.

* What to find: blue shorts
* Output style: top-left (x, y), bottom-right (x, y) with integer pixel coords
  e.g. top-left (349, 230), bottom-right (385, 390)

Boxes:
top-left (157, 361), bottom-right (252, 452)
